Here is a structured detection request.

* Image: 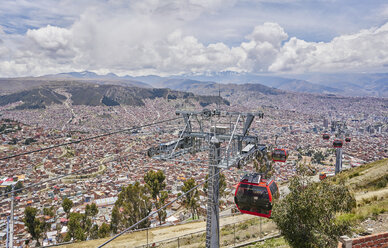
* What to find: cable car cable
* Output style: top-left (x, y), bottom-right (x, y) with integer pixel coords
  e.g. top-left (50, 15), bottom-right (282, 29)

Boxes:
top-left (0, 150), bottom-right (207, 198)
top-left (98, 167), bottom-right (226, 247)
top-left (0, 150), bottom-right (140, 198)
top-left (0, 117), bottom-right (180, 161)
top-left (0, 160), bottom-right (99, 198)
top-left (0, 117), bottom-right (180, 197)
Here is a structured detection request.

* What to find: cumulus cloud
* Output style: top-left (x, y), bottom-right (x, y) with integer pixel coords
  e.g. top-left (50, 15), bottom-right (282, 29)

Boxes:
top-left (269, 23), bottom-right (388, 73)
top-left (246, 23), bottom-right (288, 47)
top-left (27, 25), bottom-right (73, 56)
top-left (0, 0), bottom-right (388, 77)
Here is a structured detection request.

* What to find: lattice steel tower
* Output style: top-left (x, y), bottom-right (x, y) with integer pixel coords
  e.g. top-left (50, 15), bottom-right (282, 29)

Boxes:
top-left (148, 109), bottom-right (265, 248)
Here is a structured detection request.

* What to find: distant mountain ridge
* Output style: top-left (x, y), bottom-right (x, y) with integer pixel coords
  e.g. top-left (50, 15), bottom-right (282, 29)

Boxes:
top-left (0, 82), bottom-right (229, 109)
top-left (293, 73), bottom-right (388, 97)
top-left (40, 71), bottom-right (151, 88)
top-left (136, 71), bottom-right (386, 97)
top-left (1, 71), bottom-right (387, 97)
top-left (27, 70), bottom-right (339, 95)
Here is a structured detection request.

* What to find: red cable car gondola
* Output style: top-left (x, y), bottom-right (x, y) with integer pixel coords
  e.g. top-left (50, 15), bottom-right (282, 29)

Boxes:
top-left (234, 173), bottom-right (279, 218)
top-left (272, 148), bottom-right (287, 162)
top-left (345, 137), bottom-right (351, 143)
top-left (333, 139), bottom-right (343, 148)
top-left (322, 133), bottom-right (330, 140)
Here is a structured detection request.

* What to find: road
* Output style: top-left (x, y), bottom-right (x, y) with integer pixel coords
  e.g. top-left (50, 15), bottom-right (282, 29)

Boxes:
top-left (53, 89), bottom-right (76, 131)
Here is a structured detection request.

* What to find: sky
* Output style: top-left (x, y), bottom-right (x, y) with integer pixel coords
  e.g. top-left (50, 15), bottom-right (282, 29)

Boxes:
top-left (0, 0), bottom-right (388, 77)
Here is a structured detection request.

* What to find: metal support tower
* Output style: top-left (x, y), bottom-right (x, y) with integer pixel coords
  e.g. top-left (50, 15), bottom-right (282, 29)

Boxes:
top-left (206, 137), bottom-right (221, 247)
top-left (335, 148), bottom-right (342, 174)
top-left (149, 109), bottom-right (265, 248)
top-left (331, 121), bottom-right (347, 175)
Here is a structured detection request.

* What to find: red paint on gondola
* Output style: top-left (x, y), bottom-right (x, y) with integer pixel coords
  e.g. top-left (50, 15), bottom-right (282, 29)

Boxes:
top-left (234, 174), bottom-right (279, 218)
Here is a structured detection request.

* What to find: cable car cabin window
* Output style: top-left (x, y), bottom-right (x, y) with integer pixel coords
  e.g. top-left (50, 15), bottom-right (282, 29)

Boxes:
top-left (269, 182), bottom-right (279, 200)
top-left (235, 184), bottom-right (271, 215)
top-left (333, 140), bottom-right (343, 148)
top-left (272, 150), bottom-right (287, 161)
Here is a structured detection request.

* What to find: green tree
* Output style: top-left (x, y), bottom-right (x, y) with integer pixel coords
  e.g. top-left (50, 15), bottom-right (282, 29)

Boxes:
top-left (182, 178), bottom-right (200, 220)
top-left (43, 206), bottom-right (55, 217)
top-left (254, 151), bottom-right (273, 176)
top-left (111, 182), bottom-right (152, 233)
top-left (144, 170), bottom-right (168, 225)
top-left (158, 191), bottom-right (168, 222)
top-left (98, 223), bottom-right (111, 238)
top-left (23, 207), bottom-right (44, 246)
top-left (110, 205), bottom-right (120, 234)
top-left (4, 185), bottom-right (12, 196)
top-left (90, 203), bottom-right (99, 217)
top-left (62, 198), bottom-right (73, 218)
top-left (90, 224), bottom-right (99, 240)
top-left (64, 203), bottom-right (98, 242)
top-left (65, 212), bottom-right (86, 241)
top-left (24, 137), bottom-right (36, 145)
top-left (203, 172), bottom-right (227, 199)
top-left (2, 181), bottom-right (23, 197)
top-left (41, 206), bottom-right (55, 239)
top-left (272, 174), bottom-right (356, 248)
top-left (312, 151), bottom-right (325, 165)
top-left (83, 203), bottom-right (97, 237)
top-left (14, 181), bottom-right (23, 193)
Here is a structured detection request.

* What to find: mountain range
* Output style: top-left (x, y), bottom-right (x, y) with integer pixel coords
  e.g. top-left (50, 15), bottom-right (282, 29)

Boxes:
top-left (35, 70), bottom-right (387, 97)
top-left (143, 71), bottom-right (387, 97)
top-left (0, 70), bottom-right (386, 109)
top-left (0, 82), bottom-right (229, 110)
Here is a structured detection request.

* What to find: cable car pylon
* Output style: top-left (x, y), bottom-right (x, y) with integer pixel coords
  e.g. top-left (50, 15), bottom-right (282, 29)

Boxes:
top-left (328, 121), bottom-right (350, 175)
top-left (148, 109), bottom-right (264, 248)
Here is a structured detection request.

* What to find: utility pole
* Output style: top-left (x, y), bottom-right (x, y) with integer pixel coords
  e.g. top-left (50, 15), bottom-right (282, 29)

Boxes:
top-left (6, 216), bottom-right (10, 248)
top-left (9, 183), bottom-right (15, 248)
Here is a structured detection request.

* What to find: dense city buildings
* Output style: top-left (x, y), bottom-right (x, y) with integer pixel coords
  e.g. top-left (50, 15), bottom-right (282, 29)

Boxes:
top-left (0, 93), bottom-right (387, 246)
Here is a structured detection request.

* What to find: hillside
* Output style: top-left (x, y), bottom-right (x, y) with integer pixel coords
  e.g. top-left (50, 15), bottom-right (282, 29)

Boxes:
top-left (126, 73), bottom-right (337, 95)
top-left (0, 82), bottom-right (229, 109)
top-left (268, 79), bottom-right (342, 94)
top-left (297, 73), bottom-right (388, 98)
top-left (332, 158), bottom-right (388, 205)
top-left (163, 81), bottom-right (285, 97)
top-left (328, 159), bottom-right (388, 234)
top-left (0, 75), bottom-right (150, 96)
top-left (59, 213), bottom-right (278, 248)
top-left (54, 159), bottom-right (388, 248)
top-left (0, 88), bottom-right (66, 109)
